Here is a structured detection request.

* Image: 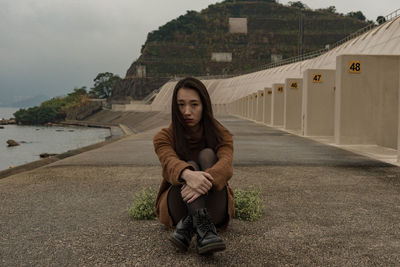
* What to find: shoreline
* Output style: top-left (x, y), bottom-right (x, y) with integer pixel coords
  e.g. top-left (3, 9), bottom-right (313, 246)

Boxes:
top-left (0, 121), bottom-right (131, 179)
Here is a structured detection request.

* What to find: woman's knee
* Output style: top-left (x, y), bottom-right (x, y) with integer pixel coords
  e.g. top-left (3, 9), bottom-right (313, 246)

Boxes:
top-left (198, 148), bottom-right (217, 170)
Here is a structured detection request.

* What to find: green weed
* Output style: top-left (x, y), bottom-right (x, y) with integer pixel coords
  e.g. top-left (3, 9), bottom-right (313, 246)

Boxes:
top-left (128, 186), bottom-right (263, 221)
top-left (233, 187), bottom-right (263, 221)
top-left (128, 187), bottom-right (157, 220)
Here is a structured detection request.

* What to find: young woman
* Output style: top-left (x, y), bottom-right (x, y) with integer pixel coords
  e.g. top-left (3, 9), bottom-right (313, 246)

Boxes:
top-left (153, 77), bottom-right (234, 255)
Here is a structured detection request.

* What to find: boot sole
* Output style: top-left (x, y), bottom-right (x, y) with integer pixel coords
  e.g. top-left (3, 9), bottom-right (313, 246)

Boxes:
top-left (168, 235), bottom-right (189, 251)
top-left (197, 242), bottom-right (226, 255)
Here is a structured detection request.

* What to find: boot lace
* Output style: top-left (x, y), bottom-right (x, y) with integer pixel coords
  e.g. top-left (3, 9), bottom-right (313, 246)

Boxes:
top-left (179, 216), bottom-right (193, 235)
top-left (198, 214), bottom-right (213, 234)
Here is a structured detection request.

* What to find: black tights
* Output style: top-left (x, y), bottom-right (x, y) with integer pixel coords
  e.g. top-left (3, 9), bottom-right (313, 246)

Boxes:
top-left (167, 148), bottom-right (228, 226)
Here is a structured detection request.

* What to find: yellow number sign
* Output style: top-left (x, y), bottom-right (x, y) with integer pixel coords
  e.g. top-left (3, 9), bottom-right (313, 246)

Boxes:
top-left (277, 86), bottom-right (283, 93)
top-left (312, 73), bottom-right (322, 83)
top-left (261, 92), bottom-right (264, 96)
top-left (349, 61), bottom-right (361, 73)
top-left (267, 90), bottom-right (272, 95)
top-left (290, 82), bottom-right (298, 89)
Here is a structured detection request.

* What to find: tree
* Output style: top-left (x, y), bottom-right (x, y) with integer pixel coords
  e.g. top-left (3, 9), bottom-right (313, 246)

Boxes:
top-left (14, 86), bottom-right (89, 125)
top-left (317, 6), bottom-right (336, 14)
top-left (288, 1), bottom-right (304, 9)
top-left (65, 87), bottom-right (87, 103)
top-left (347, 11), bottom-right (366, 21)
top-left (89, 72), bottom-right (121, 99)
top-left (376, 16), bottom-right (386, 25)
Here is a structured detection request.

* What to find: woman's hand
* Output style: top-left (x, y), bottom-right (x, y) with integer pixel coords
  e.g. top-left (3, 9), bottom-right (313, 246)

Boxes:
top-left (181, 169), bottom-right (213, 194)
top-left (181, 184), bottom-right (202, 203)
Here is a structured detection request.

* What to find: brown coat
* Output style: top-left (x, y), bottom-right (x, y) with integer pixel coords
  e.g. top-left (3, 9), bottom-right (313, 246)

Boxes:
top-left (153, 122), bottom-right (234, 229)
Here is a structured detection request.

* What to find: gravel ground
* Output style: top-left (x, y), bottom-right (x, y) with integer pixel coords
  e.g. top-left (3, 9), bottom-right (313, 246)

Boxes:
top-left (1, 165), bottom-right (400, 266)
top-left (1, 114), bottom-right (400, 266)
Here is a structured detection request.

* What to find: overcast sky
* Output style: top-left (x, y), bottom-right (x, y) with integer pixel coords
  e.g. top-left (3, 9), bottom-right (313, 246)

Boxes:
top-left (0, 0), bottom-right (398, 105)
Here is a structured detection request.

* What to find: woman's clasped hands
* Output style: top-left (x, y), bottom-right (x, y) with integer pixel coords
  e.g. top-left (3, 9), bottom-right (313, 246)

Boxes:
top-left (181, 169), bottom-right (214, 203)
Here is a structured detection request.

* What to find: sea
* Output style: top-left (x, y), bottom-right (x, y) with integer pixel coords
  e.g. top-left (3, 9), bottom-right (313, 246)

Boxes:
top-left (0, 107), bottom-right (110, 171)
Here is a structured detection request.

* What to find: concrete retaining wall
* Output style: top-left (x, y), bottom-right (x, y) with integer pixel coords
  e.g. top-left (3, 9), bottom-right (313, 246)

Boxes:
top-left (263, 87), bottom-right (272, 125)
top-left (256, 90), bottom-right (264, 122)
top-left (302, 69), bottom-right (336, 136)
top-left (252, 93), bottom-right (257, 121)
top-left (112, 104), bottom-right (152, 112)
top-left (284, 78), bottom-right (303, 130)
top-left (271, 83), bottom-right (285, 126)
top-left (335, 55), bottom-right (399, 149)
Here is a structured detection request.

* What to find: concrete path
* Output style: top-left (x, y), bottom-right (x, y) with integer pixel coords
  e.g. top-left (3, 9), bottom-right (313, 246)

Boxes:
top-left (1, 115), bottom-right (400, 266)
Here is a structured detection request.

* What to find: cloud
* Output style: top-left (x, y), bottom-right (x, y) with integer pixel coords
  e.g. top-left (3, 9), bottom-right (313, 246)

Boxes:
top-left (1, 0), bottom-right (397, 106)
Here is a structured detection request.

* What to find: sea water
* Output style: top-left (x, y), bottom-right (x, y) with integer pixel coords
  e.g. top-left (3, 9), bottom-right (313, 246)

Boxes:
top-left (0, 107), bottom-right (110, 171)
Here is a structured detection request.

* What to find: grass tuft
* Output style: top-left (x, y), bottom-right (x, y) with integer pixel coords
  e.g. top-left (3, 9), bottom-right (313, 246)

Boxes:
top-left (233, 187), bottom-right (263, 221)
top-left (128, 187), bottom-right (157, 220)
top-left (128, 186), bottom-right (263, 221)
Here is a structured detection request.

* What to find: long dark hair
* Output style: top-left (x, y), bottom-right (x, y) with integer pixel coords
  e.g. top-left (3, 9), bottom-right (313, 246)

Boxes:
top-left (171, 77), bottom-right (224, 160)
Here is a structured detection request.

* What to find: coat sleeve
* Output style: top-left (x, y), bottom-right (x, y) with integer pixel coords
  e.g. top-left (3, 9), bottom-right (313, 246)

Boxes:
top-left (153, 128), bottom-right (193, 186)
top-left (205, 126), bottom-right (234, 191)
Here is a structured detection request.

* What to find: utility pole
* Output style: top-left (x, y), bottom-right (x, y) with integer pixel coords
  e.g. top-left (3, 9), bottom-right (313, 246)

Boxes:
top-left (298, 8), bottom-right (304, 59)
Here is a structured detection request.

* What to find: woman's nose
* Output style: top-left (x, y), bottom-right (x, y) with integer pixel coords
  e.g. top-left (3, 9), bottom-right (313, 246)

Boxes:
top-left (184, 106), bottom-right (191, 115)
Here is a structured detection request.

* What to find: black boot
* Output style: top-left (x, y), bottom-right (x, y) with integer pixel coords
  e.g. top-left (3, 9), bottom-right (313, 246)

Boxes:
top-left (193, 208), bottom-right (226, 254)
top-left (169, 215), bottom-right (195, 251)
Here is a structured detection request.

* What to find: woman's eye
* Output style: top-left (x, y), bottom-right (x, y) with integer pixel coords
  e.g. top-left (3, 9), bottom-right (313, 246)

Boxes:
top-left (192, 103), bottom-right (198, 107)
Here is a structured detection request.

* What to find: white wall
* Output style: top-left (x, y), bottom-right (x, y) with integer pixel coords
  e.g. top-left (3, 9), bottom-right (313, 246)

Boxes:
top-left (335, 55), bottom-right (399, 149)
top-left (284, 78), bottom-right (303, 130)
top-left (263, 87), bottom-right (272, 125)
top-left (271, 83), bottom-right (285, 127)
top-left (256, 90), bottom-right (264, 122)
top-left (302, 69), bottom-right (336, 136)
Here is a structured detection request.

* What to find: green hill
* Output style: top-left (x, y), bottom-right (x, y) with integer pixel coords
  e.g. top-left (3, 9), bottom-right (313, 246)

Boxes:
top-left (112, 0), bottom-right (369, 100)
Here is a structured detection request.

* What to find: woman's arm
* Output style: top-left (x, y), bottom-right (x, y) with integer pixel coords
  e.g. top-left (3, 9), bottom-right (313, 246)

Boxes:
top-left (153, 128), bottom-right (193, 185)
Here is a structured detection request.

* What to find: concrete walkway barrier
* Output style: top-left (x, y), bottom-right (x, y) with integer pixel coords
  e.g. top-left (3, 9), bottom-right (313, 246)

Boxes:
top-left (271, 83), bottom-right (285, 127)
top-left (236, 98), bottom-right (241, 117)
top-left (263, 87), bottom-right (272, 125)
top-left (256, 90), bottom-right (264, 122)
top-left (242, 97), bottom-right (247, 117)
top-left (302, 69), bottom-right (336, 136)
top-left (214, 103), bottom-right (227, 115)
top-left (247, 95), bottom-right (251, 119)
top-left (284, 78), bottom-right (303, 131)
top-left (335, 55), bottom-right (400, 149)
top-left (248, 94), bottom-right (254, 120)
top-left (251, 92), bottom-right (257, 121)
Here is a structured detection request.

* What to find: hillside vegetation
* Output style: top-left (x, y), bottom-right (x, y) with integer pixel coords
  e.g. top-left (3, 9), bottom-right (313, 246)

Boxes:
top-left (129, 0), bottom-right (368, 77)
top-left (113, 0), bottom-right (369, 100)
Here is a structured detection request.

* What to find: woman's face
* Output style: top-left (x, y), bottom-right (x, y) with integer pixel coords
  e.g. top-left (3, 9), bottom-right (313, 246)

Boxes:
top-left (177, 87), bottom-right (203, 129)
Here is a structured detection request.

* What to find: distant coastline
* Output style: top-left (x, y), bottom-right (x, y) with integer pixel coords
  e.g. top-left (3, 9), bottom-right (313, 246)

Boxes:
top-left (0, 94), bottom-right (49, 109)
top-left (0, 107), bottom-right (112, 172)
top-left (0, 107), bottom-right (18, 120)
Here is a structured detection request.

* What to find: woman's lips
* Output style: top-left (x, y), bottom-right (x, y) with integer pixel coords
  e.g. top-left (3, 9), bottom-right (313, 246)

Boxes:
top-left (184, 119), bottom-right (193, 123)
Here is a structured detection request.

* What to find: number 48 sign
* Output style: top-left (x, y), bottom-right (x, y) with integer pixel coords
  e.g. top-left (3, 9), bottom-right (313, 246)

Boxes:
top-left (349, 61), bottom-right (361, 73)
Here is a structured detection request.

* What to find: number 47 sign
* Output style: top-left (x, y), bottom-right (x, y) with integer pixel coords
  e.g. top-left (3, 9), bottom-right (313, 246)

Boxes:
top-left (312, 73), bottom-right (322, 83)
